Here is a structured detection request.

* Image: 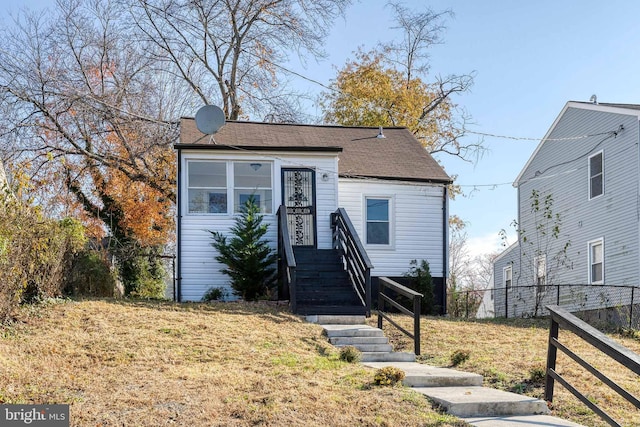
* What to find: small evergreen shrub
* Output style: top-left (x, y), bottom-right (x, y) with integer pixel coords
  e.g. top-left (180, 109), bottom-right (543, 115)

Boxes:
top-left (404, 259), bottom-right (435, 315)
top-left (202, 287), bottom-right (226, 302)
top-left (339, 345), bottom-right (361, 363)
top-left (373, 366), bottom-right (405, 386)
top-left (450, 349), bottom-right (471, 366)
top-left (209, 196), bottom-right (276, 301)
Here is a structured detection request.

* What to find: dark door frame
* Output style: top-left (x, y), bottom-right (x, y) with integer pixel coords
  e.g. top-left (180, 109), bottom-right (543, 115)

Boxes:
top-left (281, 168), bottom-right (317, 248)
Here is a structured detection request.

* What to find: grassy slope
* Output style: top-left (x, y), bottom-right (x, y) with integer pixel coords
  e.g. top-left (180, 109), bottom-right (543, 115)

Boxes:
top-left (371, 315), bottom-right (640, 427)
top-left (0, 300), bottom-right (464, 427)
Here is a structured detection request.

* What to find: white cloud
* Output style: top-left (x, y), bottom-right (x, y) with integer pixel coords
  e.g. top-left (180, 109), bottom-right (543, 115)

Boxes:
top-left (466, 231), bottom-right (516, 259)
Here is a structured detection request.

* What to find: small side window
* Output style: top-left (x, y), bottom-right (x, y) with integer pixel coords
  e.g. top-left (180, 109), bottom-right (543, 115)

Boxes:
top-left (589, 152), bottom-right (603, 199)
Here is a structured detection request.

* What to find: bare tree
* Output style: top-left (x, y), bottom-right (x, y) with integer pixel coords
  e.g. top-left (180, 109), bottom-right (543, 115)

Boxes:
top-left (125, 0), bottom-right (351, 121)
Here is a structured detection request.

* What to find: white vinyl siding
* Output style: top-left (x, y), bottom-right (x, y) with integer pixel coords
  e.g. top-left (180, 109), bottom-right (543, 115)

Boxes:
top-left (179, 151), bottom-right (338, 301)
top-left (589, 151), bottom-right (603, 200)
top-left (339, 179), bottom-right (445, 277)
top-left (588, 238), bottom-right (604, 284)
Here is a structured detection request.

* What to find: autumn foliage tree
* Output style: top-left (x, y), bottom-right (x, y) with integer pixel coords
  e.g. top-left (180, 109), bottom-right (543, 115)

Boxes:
top-left (321, 3), bottom-right (481, 162)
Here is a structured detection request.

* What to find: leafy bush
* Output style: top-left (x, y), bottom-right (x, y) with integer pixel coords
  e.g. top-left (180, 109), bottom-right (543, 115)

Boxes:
top-left (202, 287), bottom-right (226, 302)
top-left (0, 189), bottom-right (86, 322)
top-left (117, 245), bottom-right (166, 299)
top-left (373, 366), bottom-right (406, 386)
top-left (65, 250), bottom-right (117, 297)
top-left (338, 345), bottom-right (361, 363)
top-left (450, 349), bottom-right (471, 366)
top-left (404, 259), bottom-right (436, 315)
top-left (209, 196), bottom-right (276, 301)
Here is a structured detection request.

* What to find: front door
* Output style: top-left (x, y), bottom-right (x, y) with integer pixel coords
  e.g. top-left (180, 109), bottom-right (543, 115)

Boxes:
top-left (282, 168), bottom-right (316, 247)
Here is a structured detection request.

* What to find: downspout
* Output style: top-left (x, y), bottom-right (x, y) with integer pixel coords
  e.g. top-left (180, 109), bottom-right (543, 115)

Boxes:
top-left (176, 148), bottom-right (182, 302)
top-left (442, 185), bottom-right (449, 315)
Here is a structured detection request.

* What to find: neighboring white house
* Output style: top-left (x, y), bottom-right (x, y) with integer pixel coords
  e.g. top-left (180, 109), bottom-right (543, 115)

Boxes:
top-left (493, 101), bottom-right (640, 318)
top-left (175, 118), bottom-right (452, 313)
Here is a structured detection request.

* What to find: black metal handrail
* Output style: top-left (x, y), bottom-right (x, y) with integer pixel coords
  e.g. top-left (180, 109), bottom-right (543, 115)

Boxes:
top-left (378, 277), bottom-right (422, 355)
top-left (545, 305), bottom-right (640, 426)
top-left (331, 208), bottom-right (373, 316)
top-left (277, 205), bottom-right (297, 311)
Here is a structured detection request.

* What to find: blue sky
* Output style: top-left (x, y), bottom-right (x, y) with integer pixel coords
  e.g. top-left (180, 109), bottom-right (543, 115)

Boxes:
top-left (6, 0), bottom-right (640, 256)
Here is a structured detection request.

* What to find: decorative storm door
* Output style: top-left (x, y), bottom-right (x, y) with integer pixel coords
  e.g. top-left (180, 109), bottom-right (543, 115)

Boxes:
top-left (282, 168), bottom-right (316, 247)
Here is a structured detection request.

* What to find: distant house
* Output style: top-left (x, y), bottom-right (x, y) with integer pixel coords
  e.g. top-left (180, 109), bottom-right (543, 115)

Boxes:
top-left (174, 119), bottom-right (452, 315)
top-left (492, 101), bottom-right (640, 318)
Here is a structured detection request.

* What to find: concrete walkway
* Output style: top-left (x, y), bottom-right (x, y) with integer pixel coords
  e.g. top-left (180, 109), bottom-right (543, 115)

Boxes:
top-left (310, 315), bottom-right (585, 427)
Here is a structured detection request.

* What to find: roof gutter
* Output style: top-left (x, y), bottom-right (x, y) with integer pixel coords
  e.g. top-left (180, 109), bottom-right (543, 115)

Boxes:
top-left (176, 147), bottom-right (182, 302)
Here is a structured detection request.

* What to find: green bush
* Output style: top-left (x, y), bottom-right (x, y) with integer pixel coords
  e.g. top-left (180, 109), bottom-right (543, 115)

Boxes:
top-left (450, 349), bottom-right (471, 366)
top-left (373, 366), bottom-right (406, 386)
top-left (338, 345), bottom-right (361, 363)
top-left (202, 287), bottom-right (226, 301)
top-left (0, 189), bottom-right (86, 322)
top-left (117, 245), bottom-right (166, 299)
top-left (404, 259), bottom-right (436, 315)
top-left (65, 250), bottom-right (117, 297)
top-left (209, 196), bottom-right (276, 301)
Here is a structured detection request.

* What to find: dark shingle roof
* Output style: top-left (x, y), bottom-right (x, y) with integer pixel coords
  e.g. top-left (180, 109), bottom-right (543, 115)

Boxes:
top-left (177, 118), bottom-right (451, 183)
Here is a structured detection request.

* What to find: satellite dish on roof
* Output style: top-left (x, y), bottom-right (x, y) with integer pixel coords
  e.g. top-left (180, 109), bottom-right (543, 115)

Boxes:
top-left (195, 105), bottom-right (225, 134)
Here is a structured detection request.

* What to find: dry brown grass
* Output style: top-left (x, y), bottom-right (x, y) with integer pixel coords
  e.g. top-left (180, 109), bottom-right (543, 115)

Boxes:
top-left (0, 300), bottom-right (466, 426)
top-left (370, 315), bottom-right (640, 427)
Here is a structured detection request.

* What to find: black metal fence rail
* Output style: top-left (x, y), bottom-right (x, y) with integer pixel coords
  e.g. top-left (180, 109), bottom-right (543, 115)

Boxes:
top-left (448, 284), bottom-right (640, 328)
top-left (377, 277), bottom-right (422, 356)
top-left (331, 208), bottom-right (373, 317)
top-left (277, 205), bottom-right (296, 311)
top-left (545, 305), bottom-right (640, 427)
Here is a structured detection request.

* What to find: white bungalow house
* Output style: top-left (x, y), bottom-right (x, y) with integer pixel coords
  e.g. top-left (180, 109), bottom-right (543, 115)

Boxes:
top-left (175, 118), bottom-right (452, 315)
top-left (492, 101), bottom-right (640, 319)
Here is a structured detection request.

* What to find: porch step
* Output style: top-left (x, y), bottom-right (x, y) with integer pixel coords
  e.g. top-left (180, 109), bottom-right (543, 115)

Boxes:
top-left (360, 351), bottom-right (416, 362)
top-left (322, 324), bottom-right (383, 336)
top-left (462, 415), bottom-right (585, 426)
top-left (295, 304), bottom-right (366, 316)
top-left (329, 336), bottom-right (389, 345)
top-left (415, 386), bottom-right (549, 417)
top-left (363, 362), bottom-right (483, 387)
top-left (307, 315), bottom-right (365, 325)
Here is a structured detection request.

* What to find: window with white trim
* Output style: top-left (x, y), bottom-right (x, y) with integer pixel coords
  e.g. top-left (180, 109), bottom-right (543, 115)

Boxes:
top-left (188, 161), bottom-right (227, 213)
top-left (503, 265), bottom-right (512, 289)
top-left (233, 162), bottom-right (272, 213)
top-left (535, 255), bottom-right (546, 287)
top-left (186, 160), bottom-right (273, 214)
top-left (589, 151), bottom-right (603, 199)
top-left (589, 238), bottom-right (604, 284)
top-left (365, 197), bottom-right (391, 245)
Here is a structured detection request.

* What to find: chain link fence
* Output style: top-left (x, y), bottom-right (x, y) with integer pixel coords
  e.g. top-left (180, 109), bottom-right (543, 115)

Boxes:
top-left (448, 284), bottom-right (640, 329)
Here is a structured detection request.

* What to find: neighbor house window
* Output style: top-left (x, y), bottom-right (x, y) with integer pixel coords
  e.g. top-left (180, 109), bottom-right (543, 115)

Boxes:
top-left (589, 151), bottom-right (603, 199)
top-left (233, 162), bottom-right (272, 213)
top-left (534, 255), bottom-right (546, 287)
top-left (589, 238), bottom-right (604, 284)
top-left (365, 197), bottom-right (391, 245)
top-left (503, 266), bottom-right (512, 289)
top-left (188, 161), bottom-right (227, 213)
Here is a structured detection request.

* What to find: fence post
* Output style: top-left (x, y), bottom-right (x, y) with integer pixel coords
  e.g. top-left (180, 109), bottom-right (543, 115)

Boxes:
top-left (414, 295), bottom-right (421, 356)
top-left (505, 286), bottom-right (509, 318)
top-left (465, 291), bottom-right (469, 319)
top-left (630, 287), bottom-right (635, 330)
top-left (556, 284), bottom-right (560, 306)
top-left (544, 315), bottom-right (559, 402)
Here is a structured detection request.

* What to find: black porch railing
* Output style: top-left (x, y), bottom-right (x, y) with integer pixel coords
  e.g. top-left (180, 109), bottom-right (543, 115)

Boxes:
top-left (545, 305), bottom-right (640, 426)
top-left (377, 277), bottom-right (422, 355)
top-left (277, 205), bottom-right (297, 311)
top-left (331, 208), bottom-right (373, 317)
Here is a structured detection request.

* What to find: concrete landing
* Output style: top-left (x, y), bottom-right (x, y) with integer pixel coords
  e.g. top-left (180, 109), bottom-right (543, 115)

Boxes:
top-left (415, 386), bottom-right (549, 417)
top-left (462, 415), bottom-right (586, 426)
top-left (363, 362), bottom-right (483, 387)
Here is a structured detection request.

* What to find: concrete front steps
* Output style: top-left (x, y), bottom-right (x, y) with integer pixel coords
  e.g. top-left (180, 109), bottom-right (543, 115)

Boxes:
top-left (312, 315), bottom-right (586, 427)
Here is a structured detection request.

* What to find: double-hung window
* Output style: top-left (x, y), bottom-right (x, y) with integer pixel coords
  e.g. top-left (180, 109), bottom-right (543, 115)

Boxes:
top-left (589, 151), bottom-right (603, 199)
top-left (503, 266), bottom-right (512, 289)
top-left (188, 161), bottom-right (227, 213)
top-left (365, 197), bottom-right (391, 245)
top-left (589, 238), bottom-right (604, 284)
